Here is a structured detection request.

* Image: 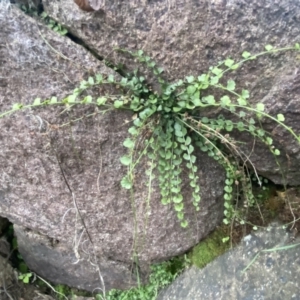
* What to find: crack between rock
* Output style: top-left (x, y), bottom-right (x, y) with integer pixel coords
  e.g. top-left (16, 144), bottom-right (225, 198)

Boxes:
top-left (12, 1), bottom-right (128, 77)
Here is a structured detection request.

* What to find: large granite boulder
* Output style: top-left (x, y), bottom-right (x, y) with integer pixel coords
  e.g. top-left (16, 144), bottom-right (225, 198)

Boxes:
top-left (0, 3), bottom-right (225, 292)
top-left (42, 0), bottom-right (300, 185)
top-left (157, 222), bottom-right (300, 300)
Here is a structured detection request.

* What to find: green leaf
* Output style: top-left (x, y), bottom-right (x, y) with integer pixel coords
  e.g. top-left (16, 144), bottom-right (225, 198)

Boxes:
top-left (210, 76), bottom-right (219, 85)
top-left (108, 74), bottom-right (114, 82)
top-left (175, 130), bottom-right (184, 137)
top-left (203, 95), bottom-right (215, 105)
top-left (123, 138), bottom-right (134, 149)
top-left (198, 74), bottom-right (208, 82)
top-left (128, 127), bottom-right (138, 136)
top-left (96, 74), bottom-right (103, 83)
top-left (224, 186), bottom-right (233, 193)
top-left (177, 212), bottom-right (184, 220)
top-left (97, 97), bottom-right (106, 105)
top-left (211, 67), bottom-right (222, 76)
top-left (227, 79), bottom-right (235, 91)
top-left (230, 64), bottom-right (239, 70)
top-left (242, 51), bottom-right (251, 59)
top-left (173, 195), bottom-right (183, 203)
top-left (237, 122), bottom-right (245, 131)
top-left (173, 158), bottom-right (182, 166)
top-left (148, 61), bottom-right (156, 68)
top-left (256, 103), bottom-right (265, 112)
top-left (121, 176), bottom-right (132, 189)
top-left (239, 111), bottom-right (246, 118)
top-left (174, 203), bottom-right (184, 212)
top-left (161, 198), bottom-right (170, 205)
top-left (50, 96), bottom-right (57, 104)
top-left (257, 129), bottom-right (265, 137)
top-left (173, 107), bottom-right (182, 112)
top-left (190, 155), bottom-right (196, 163)
top-left (266, 137), bottom-right (273, 145)
top-left (241, 89), bottom-right (250, 99)
top-left (225, 178), bottom-right (233, 185)
top-left (186, 102), bottom-right (195, 109)
top-left (88, 77), bottom-right (94, 85)
top-left (223, 218), bottom-right (229, 225)
top-left (120, 156), bottom-right (131, 166)
top-left (67, 94), bottom-right (76, 103)
top-left (186, 76), bottom-right (195, 83)
top-left (33, 98), bottom-right (41, 106)
top-left (220, 95), bottom-right (231, 107)
top-left (224, 193), bottom-right (232, 201)
top-left (180, 220), bottom-right (188, 228)
top-left (201, 117), bottom-right (209, 123)
top-left (274, 149), bottom-right (280, 156)
top-left (192, 98), bottom-right (202, 107)
top-left (157, 67), bottom-right (164, 74)
top-left (133, 118), bottom-right (142, 127)
top-left (187, 85), bottom-right (196, 95)
top-left (165, 151), bottom-right (172, 160)
top-left (137, 49), bottom-right (144, 56)
top-left (277, 114), bottom-right (285, 122)
top-left (265, 44), bottom-right (273, 51)
top-left (193, 194), bottom-right (201, 202)
top-left (224, 58), bottom-right (234, 67)
top-left (185, 136), bottom-right (192, 145)
top-left (183, 153), bottom-right (190, 160)
top-left (295, 43), bottom-right (300, 50)
top-left (249, 118), bottom-right (255, 124)
top-left (114, 100), bottom-right (123, 108)
top-left (248, 124), bottom-right (255, 132)
top-left (187, 145), bottom-right (194, 154)
top-left (80, 95), bottom-right (91, 104)
top-left (222, 236), bottom-right (230, 243)
top-left (237, 97), bottom-right (247, 106)
top-left (12, 103), bottom-right (23, 110)
top-left (190, 181), bottom-right (196, 188)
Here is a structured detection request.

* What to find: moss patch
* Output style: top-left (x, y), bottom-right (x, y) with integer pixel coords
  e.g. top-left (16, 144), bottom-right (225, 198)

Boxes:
top-left (189, 226), bottom-right (230, 269)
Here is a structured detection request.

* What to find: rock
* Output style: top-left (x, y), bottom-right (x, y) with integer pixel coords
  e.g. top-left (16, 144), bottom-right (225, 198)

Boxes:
top-left (44, 0), bottom-right (300, 185)
top-left (157, 222), bottom-right (300, 300)
top-left (0, 4), bottom-right (225, 292)
top-left (0, 255), bottom-right (15, 293)
top-left (33, 294), bottom-right (56, 300)
top-left (0, 237), bottom-right (10, 258)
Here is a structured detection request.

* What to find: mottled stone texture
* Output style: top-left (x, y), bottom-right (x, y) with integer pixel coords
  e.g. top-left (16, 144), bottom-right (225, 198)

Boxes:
top-left (44, 0), bottom-right (300, 184)
top-left (158, 222), bottom-right (300, 300)
top-left (0, 5), bottom-right (225, 292)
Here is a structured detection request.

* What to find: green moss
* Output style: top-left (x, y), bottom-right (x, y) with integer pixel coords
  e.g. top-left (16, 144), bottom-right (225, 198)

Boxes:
top-left (189, 226), bottom-right (230, 269)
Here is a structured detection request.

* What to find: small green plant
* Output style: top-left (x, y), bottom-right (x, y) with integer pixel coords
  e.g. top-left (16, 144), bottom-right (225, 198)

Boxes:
top-left (40, 12), bottom-right (68, 36)
top-left (1, 44), bottom-right (300, 229)
top-left (18, 272), bottom-right (32, 284)
top-left (96, 258), bottom-right (188, 300)
top-left (18, 5), bottom-right (68, 36)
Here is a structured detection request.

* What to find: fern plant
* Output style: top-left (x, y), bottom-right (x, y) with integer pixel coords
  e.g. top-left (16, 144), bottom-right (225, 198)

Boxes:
top-left (1, 44), bottom-right (300, 227)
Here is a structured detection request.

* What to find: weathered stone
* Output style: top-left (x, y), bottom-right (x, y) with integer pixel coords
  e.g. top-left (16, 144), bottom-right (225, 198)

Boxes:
top-left (0, 4), bottom-right (225, 292)
top-left (157, 222), bottom-right (300, 300)
top-left (0, 255), bottom-right (14, 291)
top-left (43, 0), bottom-right (300, 185)
top-left (0, 237), bottom-right (10, 258)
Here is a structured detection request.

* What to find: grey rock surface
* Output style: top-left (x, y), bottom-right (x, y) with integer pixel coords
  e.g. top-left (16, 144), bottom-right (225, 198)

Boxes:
top-left (158, 222), bottom-right (300, 300)
top-left (44, 0), bottom-right (300, 185)
top-left (0, 255), bottom-right (14, 294)
top-left (0, 4), bottom-right (225, 291)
